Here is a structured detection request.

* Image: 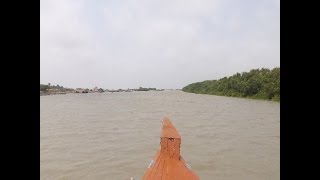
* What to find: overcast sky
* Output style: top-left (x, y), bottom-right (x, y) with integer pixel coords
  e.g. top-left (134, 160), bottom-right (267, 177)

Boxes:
top-left (40, 0), bottom-right (280, 89)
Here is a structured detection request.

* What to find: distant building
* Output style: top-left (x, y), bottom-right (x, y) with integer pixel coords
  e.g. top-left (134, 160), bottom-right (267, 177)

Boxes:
top-left (98, 88), bottom-right (104, 93)
top-left (74, 88), bottom-right (88, 93)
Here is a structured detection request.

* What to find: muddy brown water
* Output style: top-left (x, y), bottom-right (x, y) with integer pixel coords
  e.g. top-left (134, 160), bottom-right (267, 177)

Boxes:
top-left (40, 90), bottom-right (280, 180)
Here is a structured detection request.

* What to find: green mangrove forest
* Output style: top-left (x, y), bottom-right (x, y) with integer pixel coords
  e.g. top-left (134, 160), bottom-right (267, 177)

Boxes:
top-left (182, 67), bottom-right (280, 101)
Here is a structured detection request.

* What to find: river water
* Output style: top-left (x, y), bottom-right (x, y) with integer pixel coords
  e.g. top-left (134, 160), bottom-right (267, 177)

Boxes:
top-left (40, 90), bottom-right (280, 180)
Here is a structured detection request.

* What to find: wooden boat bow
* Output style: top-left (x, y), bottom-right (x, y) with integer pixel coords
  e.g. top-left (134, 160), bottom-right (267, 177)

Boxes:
top-left (142, 117), bottom-right (199, 180)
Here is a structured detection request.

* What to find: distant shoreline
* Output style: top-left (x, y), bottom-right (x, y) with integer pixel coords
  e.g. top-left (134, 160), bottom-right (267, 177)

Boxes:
top-left (40, 89), bottom-right (182, 96)
top-left (40, 84), bottom-right (175, 96)
top-left (182, 91), bottom-right (280, 102)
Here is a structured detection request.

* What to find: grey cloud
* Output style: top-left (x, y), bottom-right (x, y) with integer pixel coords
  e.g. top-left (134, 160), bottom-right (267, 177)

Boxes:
top-left (41, 0), bottom-right (279, 89)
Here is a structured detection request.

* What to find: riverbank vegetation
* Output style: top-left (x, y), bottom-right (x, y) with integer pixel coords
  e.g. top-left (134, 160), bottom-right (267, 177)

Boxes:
top-left (40, 83), bottom-right (74, 92)
top-left (182, 67), bottom-right (280, 101)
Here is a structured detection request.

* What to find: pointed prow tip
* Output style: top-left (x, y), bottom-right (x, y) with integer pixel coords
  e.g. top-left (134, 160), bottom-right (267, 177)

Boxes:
top-left (162, 117), bottom-right (173, 127)
top-left (161, 117), bottom-right (181, 139)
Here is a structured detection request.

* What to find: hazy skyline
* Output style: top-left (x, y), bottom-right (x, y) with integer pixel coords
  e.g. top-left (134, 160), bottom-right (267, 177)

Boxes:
top-left (40, 0), bottom-right (280, 89)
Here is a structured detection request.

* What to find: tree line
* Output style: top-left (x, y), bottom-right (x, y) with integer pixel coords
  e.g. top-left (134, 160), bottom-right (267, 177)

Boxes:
top-left (40, 83), bottom-right (73, 92)
top-left (182, 67), bottom-right (280, 101)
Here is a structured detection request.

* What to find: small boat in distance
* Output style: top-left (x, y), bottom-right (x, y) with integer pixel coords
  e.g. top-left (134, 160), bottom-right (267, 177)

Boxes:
top-left (141, 117), bottom-right (199, 180)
